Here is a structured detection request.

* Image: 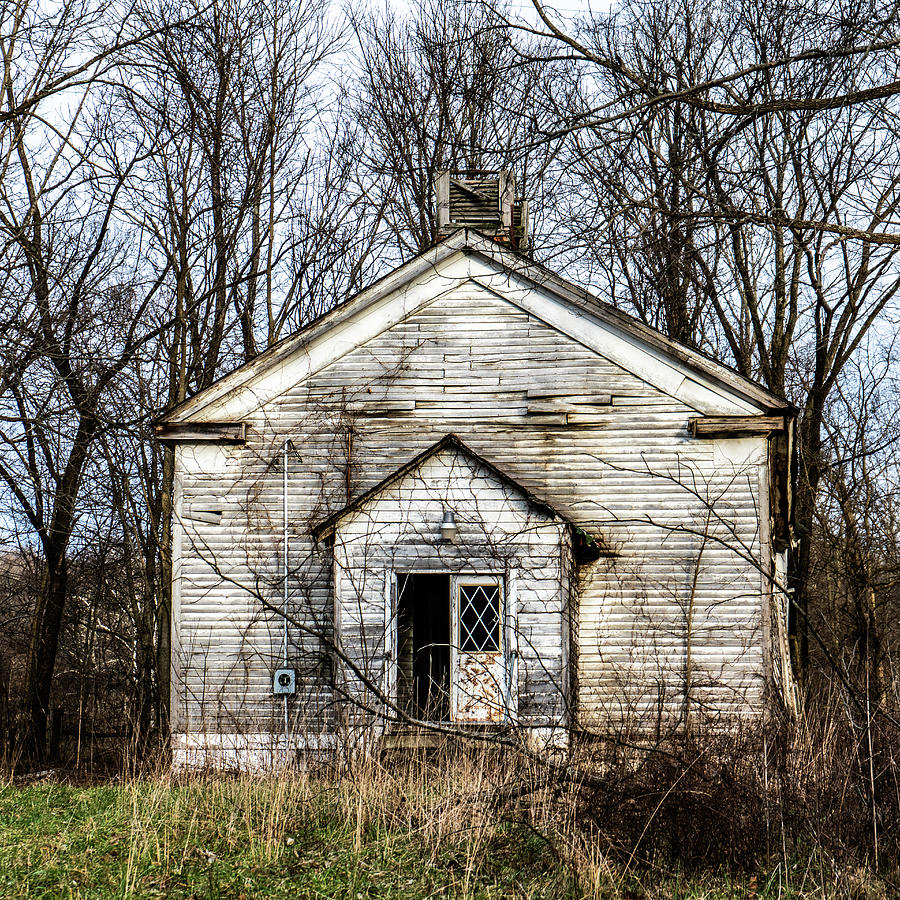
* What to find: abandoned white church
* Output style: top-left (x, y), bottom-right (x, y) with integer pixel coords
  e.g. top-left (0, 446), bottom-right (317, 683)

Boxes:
top-left (157, 172), bottom-right (797, 768)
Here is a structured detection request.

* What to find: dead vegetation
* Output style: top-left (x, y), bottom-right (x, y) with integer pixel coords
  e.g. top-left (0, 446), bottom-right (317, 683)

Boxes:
top-left (3, 701), bottom-right (898, 898)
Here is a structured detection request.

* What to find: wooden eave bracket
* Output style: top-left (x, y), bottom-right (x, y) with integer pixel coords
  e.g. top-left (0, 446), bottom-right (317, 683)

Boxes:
top-left (154, 421), bottom-right (247, 444)
top-left (689, 415), bottom-right (785, 438)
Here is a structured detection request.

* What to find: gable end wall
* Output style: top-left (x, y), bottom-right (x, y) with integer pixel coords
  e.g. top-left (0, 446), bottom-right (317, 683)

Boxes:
top-left (170, 282), bottom-right (778, 750)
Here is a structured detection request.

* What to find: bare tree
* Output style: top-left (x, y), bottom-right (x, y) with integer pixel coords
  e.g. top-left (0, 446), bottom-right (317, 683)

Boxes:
top-left (0, 27), bottom-right (168, 755)
top-left (519, 0), bottom-right (900, 684)
top-left (123, 0), bottom-right (344, 386)
top-left (813, 340), bottom-right (900, 709)
top-left (350, 0), bottom-right (555, 259)
top-left (520, 0), bottom-right (900, 126)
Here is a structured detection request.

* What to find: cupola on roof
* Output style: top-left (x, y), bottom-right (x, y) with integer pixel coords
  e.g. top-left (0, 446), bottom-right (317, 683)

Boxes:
top-left (435, 169), bottom-right (529, 251)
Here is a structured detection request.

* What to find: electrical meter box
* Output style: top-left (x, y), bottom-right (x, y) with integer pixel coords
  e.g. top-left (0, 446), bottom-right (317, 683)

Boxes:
top-left (273, 667), bottom-right (296, 696)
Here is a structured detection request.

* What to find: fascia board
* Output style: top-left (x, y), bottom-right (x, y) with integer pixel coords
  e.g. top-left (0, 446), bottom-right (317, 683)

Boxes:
top-left (182, 259), bottom-right (475, 422)
top-left (466, 268), bottom-right (759, 416)
top-left (462, 236), bottom-right (787, 414)
top-left (164, 241), bottom-right (473, 423)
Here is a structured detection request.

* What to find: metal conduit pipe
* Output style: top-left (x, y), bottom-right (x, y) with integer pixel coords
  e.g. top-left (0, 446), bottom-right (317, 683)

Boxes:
top-left (283, 438), bottom-right (290, 759)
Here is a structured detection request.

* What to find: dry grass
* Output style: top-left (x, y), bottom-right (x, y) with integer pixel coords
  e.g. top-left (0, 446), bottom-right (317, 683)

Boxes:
top-left (0, 727), bottom-right (897, 899)
top-left (0, 750), bottom-right (576, 898)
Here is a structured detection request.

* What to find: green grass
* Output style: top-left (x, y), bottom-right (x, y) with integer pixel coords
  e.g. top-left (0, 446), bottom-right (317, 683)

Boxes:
top-left (0, 773), bottom-right (891, 899)
top-left (0, 778), bottom-right (576, 899)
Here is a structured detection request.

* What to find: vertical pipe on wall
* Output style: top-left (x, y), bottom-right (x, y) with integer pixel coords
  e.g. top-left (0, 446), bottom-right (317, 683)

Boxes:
top-left (283, 439), bottom-right (290, 757)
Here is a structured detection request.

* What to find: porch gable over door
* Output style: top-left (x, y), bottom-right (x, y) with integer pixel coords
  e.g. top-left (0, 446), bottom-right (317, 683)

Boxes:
top-left (317, 436), bottom-right (577, 729)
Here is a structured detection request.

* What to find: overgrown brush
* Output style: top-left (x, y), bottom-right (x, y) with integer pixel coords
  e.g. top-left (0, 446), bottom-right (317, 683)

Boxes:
top-left (1, 699), bottom-right (898, 897)
top-left (566, 692), bottom-right (899, 887)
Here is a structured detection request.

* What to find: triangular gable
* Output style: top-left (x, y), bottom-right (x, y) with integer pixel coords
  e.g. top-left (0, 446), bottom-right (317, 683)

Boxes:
top-left (160, 235), bottom-right (473, 425)
top-left (311, 434), bottom-right (606, 561)
top-left (463, 236), bottom-right (787, 414)
top-left (159, 229), bottom-right (792, 426)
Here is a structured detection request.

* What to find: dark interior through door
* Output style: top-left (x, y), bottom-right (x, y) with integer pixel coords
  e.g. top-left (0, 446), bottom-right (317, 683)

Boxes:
top-left (397, 574), bottom-right (450, 721)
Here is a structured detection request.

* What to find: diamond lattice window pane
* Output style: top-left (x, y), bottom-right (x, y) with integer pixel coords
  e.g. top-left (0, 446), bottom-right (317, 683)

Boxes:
top-left (458, 584), bottom-right (501, 652)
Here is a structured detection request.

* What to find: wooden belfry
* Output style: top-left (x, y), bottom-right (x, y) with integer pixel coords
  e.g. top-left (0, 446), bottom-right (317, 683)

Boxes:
top-left (435, 170), bottom-right (529, 251)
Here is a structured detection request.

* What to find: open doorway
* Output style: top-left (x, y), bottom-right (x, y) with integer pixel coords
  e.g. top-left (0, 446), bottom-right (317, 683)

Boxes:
top-left (397, 574), bottom-right (450, 721)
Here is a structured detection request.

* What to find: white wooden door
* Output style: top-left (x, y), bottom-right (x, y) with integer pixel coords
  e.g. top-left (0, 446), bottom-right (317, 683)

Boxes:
top-left (450, 576), bottom-right (505, 723)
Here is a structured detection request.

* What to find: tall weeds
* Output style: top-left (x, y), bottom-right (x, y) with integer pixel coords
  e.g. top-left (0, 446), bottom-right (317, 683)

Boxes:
top-left (3, 695), bottom-right (898, 898)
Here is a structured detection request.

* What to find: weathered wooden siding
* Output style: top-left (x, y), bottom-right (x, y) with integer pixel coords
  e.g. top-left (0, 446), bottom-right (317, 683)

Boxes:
top-left (172, 274), bottom-right (776, 745)
top-left (330, 446), bottom-right (569, 727)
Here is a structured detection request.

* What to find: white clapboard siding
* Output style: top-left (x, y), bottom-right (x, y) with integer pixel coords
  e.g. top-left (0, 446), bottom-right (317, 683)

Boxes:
top-left (329, 446), bottom-right (569, 726)
top-left (172, 279), bottom-right (780, 738)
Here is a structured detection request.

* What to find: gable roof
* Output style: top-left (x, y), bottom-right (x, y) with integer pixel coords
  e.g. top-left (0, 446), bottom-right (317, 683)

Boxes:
top-left (159, 229), bottom-right (793, 426)
top-left (311, 434), bottom-right (608, 561)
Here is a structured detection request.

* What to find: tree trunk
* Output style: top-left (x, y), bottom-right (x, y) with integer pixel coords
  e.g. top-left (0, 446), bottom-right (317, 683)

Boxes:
top-left (791, 392), bottom-right (825, 685)
top-left (25, 552), bottom-right (68, 761)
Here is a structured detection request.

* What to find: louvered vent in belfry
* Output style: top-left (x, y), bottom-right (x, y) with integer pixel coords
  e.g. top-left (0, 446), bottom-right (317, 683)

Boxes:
top-left (435, 170), bottom-right (529, 251)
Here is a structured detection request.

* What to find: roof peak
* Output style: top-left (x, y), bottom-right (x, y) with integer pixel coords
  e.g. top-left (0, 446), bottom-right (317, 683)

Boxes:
top-left (159, 230), bottom-right (791, 426)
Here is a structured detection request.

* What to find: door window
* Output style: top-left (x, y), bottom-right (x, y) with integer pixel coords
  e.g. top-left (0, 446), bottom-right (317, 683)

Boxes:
top-left (458, 583), bottom-right (501, 653)
top-left (452, 577), bottom-right (505, 723)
